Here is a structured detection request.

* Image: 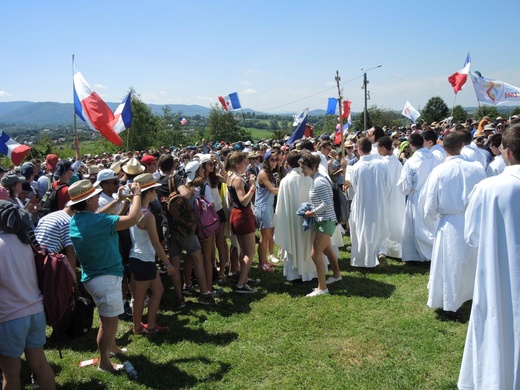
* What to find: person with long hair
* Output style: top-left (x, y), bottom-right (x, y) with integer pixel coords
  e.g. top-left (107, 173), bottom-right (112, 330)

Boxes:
top-left (298, 154), bottom-right (341, 297)
top-left (128, 174), bottom-right (173, 334)
top-left (255, 151), bottom-right (279, 272)
top-left (226, 152), bottom-right (257, 293)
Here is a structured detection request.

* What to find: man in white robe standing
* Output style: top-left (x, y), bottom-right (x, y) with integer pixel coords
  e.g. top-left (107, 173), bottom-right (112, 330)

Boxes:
top-left (274, 150), bottom-right (317, 281)
top-left (485, 133), bottom-right (506, 177)
top-left (397, 133), bottom-right (440, 263)
top-left (421, 132), bottom-right (486, 318)
top-left (347, 137), bottom-right (389, 268)
top-left (377, 136), bottom-right (405, 259)
top-left (458, 123), bottom-right (520, 390)
top-left (458, 128), bottom-right (487, 170)
top-left (422, 129), bottom-right (446, 163)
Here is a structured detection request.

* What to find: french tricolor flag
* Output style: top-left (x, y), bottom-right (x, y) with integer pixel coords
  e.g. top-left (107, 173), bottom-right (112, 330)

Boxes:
top-left (112, 92), bottom-right (132, 134)
top-left (73, 63), bottom-right (124, 146)
top-left (218, 92), bottom-right (242, 111)
top-left (448, 53), bottom-right (471, 94)
top-left (0, 131), bottom-right (31, 166)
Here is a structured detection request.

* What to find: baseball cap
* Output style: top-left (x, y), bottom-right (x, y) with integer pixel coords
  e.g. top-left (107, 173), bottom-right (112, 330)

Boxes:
top-left (46, 154), bottom-right (59, 170)
top-left (141, 155), bottom-right (157, 165)
top-left (94, 169), bottom-right (119, 187)
top-left (185, 161), bottom-right (200, 183)
top-left (53, 160), bottom-right (72, 178)
top-left (20, 162), bottom-right (35, 180)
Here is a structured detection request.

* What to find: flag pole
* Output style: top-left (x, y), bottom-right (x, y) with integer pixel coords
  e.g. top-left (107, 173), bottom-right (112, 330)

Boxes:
top-left (335, 70), bottom-right (344, 158)
top-left (126, 127), bottom-right (130, 152)
top-left (72, 54), bottom-right (77, 139)
top-left (450, 93), bottom-right (457, 120)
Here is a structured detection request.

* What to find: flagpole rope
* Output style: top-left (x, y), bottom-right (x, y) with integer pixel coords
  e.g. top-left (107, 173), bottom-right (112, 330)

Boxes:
top-left (258, 74), bottom-right (363, 113)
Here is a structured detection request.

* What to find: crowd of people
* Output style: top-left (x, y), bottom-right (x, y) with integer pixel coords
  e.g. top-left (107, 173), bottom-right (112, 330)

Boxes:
top-left (0, 113), bottom-right (519, 388)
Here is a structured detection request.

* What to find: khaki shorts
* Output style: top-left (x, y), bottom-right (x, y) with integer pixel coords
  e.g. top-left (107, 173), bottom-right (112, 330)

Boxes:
top-left (84, 275), bottom-right (124, 318)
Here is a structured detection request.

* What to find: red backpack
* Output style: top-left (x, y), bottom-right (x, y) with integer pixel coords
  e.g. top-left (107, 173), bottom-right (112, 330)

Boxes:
top-left (32, 246), bottom-right (76, 326)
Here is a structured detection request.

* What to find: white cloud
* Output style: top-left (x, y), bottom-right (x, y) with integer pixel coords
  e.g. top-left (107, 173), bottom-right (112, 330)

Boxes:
top-left (94, 84), bottom-right (107, 89)
top-left (0, 91), bottom-right (12, 98)
top-left (243, 89), bottom-right (257, 96)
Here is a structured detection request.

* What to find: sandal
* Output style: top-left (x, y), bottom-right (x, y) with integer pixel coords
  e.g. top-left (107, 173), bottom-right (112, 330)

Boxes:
top-left (98, 363), bottom-right (123, 374)
top-left (109, 347), bottom-right (127, 358)
top-left (146, 324), bottom-right (169, 334)
top-left (259, 263), bottom-right (274, 272)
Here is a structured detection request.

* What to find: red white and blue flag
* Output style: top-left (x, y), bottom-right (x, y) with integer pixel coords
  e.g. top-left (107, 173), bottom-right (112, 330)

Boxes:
top-left (112, 92), bottom-right (132, 134)
top-left (73, 62), bottom-right (125, 146)
top-left (218, 92), bottom-right (242, 111)
top-left (179, 116), bottom-right (188, 125)
top-left (448, 53), bottom-right (471, 94)
top-left (0, 131), bottom-right (31, 165)
top-left (286, 108), bottom-right (309, 146)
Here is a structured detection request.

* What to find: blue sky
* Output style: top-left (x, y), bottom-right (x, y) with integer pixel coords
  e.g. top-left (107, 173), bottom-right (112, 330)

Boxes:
top-left (1, 0), bottom-right (519, 115)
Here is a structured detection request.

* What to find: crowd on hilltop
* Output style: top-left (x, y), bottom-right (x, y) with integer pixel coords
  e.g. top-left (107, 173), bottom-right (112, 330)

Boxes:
top-left (1, 113), bottom-right (520, 388)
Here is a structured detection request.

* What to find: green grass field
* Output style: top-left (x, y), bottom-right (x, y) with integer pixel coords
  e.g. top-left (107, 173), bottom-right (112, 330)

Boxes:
top-left (30, 237), bottom-right (468, 389)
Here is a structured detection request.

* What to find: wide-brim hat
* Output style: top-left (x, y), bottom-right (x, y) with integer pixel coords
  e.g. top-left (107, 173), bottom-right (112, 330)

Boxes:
top-left (121, 157), bottom-right (144, 175)
top-left (66, 179), bottom-right (102, 207)
top-left (133, 173), bottom-right (162, 192)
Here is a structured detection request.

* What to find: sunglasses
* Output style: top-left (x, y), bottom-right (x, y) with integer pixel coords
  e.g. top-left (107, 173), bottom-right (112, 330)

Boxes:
top-left (270, 159), bottom-right (278, 163)
top-left (204, 162), bottom-right (214, 166)
top-left (107, 180), bottom-right (119, 185)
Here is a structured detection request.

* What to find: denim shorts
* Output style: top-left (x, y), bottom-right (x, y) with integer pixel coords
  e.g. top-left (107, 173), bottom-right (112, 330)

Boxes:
top-left (0, 311), bottom-right (46, 357)
top-left (84, 275), bottom-right (124, 317)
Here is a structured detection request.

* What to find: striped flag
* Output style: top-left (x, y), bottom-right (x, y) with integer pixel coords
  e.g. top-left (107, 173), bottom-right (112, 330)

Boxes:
top-left (0, 131), bottom-right (31, 165)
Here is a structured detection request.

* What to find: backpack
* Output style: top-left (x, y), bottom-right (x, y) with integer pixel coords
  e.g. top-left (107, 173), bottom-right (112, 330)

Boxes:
top-left (327, 178), bottom-right (350, 224)
top-left (164, 174), bottom-right (197, 237)
top-left (193, 185), bottom-right (220, 241)
top-left (32, 246), bottom-right (76, 327)
top-left (40, 183), bottom-right (67, 215)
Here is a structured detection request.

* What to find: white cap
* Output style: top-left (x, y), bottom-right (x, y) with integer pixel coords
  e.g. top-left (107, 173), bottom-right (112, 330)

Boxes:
top-left (185, 161), bottom-right (200, 183)
top-left (94, 169), bottom-right (119, 187)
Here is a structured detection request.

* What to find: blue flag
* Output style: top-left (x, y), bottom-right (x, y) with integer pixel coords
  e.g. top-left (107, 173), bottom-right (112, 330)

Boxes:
top-left (326, 98), bottom-right (338, 115)
top-left (286, 108), bottom-right (309, 146)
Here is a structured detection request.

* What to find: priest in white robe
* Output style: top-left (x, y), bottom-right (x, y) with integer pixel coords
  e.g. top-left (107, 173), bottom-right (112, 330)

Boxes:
top-left (485, 133), bottom-right (506, 177)
top-left (422, 132), bottom-right (486, 314)
top-left (458, 124), bottom-right (520, 390)
top-left (397, 133), bottom-right (440, 262)
top-left (377, 136), bottom-right (405, 259)
top-left (274, 150), bottom-right (317, 281)
top-left (348, 137), bottom-right (389, 268)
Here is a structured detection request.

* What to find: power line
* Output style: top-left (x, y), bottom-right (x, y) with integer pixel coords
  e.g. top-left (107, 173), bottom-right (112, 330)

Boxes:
top-left (258, 74), bottom-right (364, 113)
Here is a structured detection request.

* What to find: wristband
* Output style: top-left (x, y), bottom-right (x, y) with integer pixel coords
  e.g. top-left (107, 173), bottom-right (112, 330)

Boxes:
top-left (133, 193), bottom-right (141, 197)
top-left (164, 261), bottom-right (171, 267)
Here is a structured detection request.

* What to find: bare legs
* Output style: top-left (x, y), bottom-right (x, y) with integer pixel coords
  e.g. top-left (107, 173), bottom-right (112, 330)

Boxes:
top-left (236, 232), bottom-right (255, 286)
top-left (0, 349), bottom-right (55, 390)
top-left (311, 232), bottom-right (331, 291)
top-left (131, 273), bottom-right (164, 330)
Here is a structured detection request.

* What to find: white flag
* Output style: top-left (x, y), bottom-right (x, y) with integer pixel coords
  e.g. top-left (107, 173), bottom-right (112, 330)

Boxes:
top-left (470, 72), bottom-right (520, 106)
top-left (292, 108), bottom-right (309, 126)
top-left (402, 100), bottom-right (420, 123)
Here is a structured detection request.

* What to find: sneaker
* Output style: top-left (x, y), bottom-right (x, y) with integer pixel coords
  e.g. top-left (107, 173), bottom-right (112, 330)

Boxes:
top-left (217, 275), bottom-right (227, 285)
top-left (146, 324), bottom-right (169, 334)
top-left (183, 284), bottom-right (196, 296)
top-left (268, 254), bottom-right (280, 264)
top-left (247, 278), bottom-right (261, 285)
top-left (173, 296), bottom-right (186, 310)
top-left (326, 275), bottom-right (342, 285)
top-left (211, 288), bottom-right (224, 298)
top-left (228, 272), bottom-right (239, 281)
top-left (378, 254), bottom-right (388, 267)
top-left (306, 288), bottom-right (329, 297)
top-left (235, 283), bottom-right (256, 294)
top-left (198, 293), bottom-right (216, 305)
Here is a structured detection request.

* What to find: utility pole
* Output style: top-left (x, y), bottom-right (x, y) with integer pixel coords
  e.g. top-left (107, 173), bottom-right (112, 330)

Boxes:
top-left (361, 64), bottom-right (382, 132)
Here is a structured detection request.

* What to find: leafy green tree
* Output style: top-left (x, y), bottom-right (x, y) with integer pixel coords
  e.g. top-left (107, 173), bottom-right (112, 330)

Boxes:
top-left (352, 109), bottom-right (372, 132)
top-left (510, 107), bottom-right (520, 117)
top-left (421, 96), bottom-right (449, 124)
top-left (157, 106), bottom-right (188, 148)
top-left (452, 105), bottom-right (467, 123)
top-left (473, 105), bottom-right (500, 121)
top-left (206, 106), bottom-right (250, 142)
top-left (365, 105), bottom-right (404, 129)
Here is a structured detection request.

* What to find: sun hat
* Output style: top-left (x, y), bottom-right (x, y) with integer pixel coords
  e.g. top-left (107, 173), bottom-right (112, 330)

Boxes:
top-left (83, 165), bottom-right (100, 180)
top-left (133, 173), bottom-right (162, 192)
top-left (185, 161), bottom-right (200, 183)
top-left (66, 179), bottom-right (102, 207)
top-left (110, 161), bottom-right (122, 174)
top-left (1, 173), bottom-right (25, 187)
top-left (122, 157), bottom-right (144, 175)
top-left (94, 169), bottom-right (119, 187)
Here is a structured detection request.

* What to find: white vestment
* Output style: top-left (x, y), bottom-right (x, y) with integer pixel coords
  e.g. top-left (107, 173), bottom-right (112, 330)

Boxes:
top-left (273, 168), bottom-right (316, 281)
top-left (458, 165), bottom-right (520, 390)
top-left (461, 144), bottom-right (487, 170)
top-left (430, 143), bottom-right (446, 163)
top-left (422, 156), bottom-right (486, 312)
top-left (382, 154), bottom-right (405, 259)
top-left (486, 155), bottom-right (506, 177)
top-left (398, 147), bottom-right (440, 262)
top-left (349, 154), bottom-right (389, 267)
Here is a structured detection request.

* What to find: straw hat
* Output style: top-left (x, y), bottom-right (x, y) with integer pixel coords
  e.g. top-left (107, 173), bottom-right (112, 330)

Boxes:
top-left (66, 179), bottom-right (102, 207)
top-left (133, 173), bottom-right (161, 192)
top-left (110, 161), bottom-right (122, 174)
top-left (122, 157), bottom-right (144, 175)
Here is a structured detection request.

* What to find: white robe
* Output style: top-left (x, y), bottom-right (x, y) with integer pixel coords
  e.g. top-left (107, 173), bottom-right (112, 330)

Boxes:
top-left (398, 147), bottom-right (440, 262)
top-left (486, 155), bottom-right (506, 177)
top-left (382, 154), bottom-right (405, 259)
top-left (430, 143), bottom-right (446, 163)
top-left (349, 154), bottom-right (389, 267)
top-left (273, 168), bottom-right (316, 281)
top-left (461, 144), bottom-right (487, 170)
top-left (458, 165), bottom-right (520, 390)
top-left (422, 156), bottom-right (486, 312)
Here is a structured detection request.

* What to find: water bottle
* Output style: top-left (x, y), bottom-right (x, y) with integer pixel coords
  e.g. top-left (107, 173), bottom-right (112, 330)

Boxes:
top-left (123, 361), bottom-right (138, 380)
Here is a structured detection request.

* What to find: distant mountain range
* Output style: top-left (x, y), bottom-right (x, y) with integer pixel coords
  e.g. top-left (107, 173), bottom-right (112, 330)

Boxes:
top-left (0, 101), bottom-right (331, 126)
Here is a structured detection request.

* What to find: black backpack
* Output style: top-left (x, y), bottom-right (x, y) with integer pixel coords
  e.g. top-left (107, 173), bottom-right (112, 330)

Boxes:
top-left (40, 183), bottom-right (67, 214)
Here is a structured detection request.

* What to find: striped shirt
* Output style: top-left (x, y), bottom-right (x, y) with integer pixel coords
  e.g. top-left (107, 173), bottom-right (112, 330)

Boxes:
top-left (35, 210), bottom-right (72, 253)
top-left (309, 172), bottom-right (336, 222)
